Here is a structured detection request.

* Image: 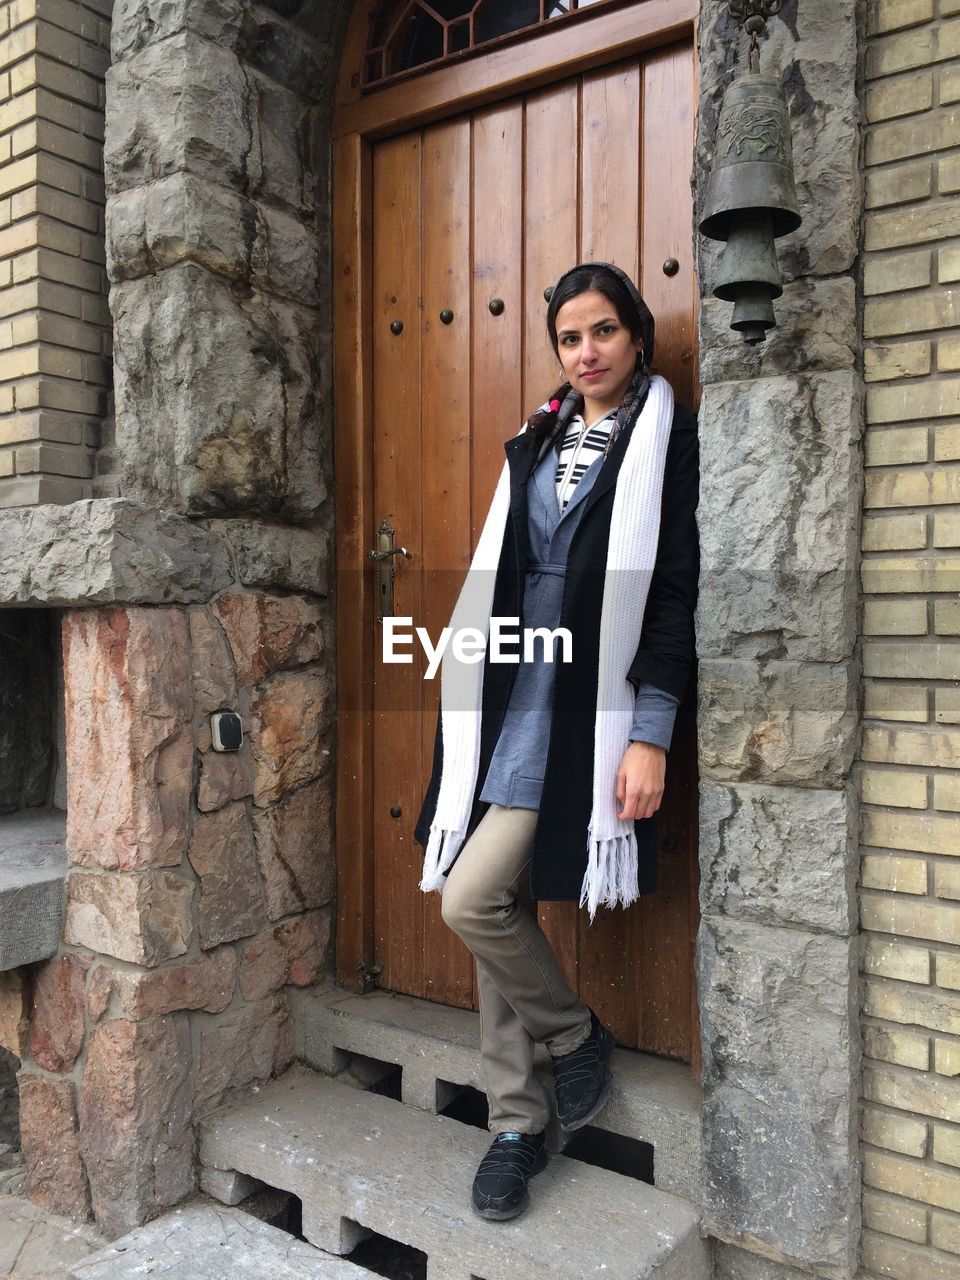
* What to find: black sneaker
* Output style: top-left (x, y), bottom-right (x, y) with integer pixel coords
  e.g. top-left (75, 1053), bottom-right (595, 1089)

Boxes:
top-left (471, 1131), bottom-right (547, 1221)
top-left (551, 1009), bottom-right (615, 1130)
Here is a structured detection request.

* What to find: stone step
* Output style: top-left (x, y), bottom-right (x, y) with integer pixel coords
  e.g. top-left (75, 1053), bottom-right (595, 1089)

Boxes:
top-left (67, 1201), bottom-right (379, 1279)
top-left (291, 985), bottom-right (703, 1203)
top-left (0, 808), bottom-right (67, 971)
top-left (199, 1067), bottom-right (710, 1280)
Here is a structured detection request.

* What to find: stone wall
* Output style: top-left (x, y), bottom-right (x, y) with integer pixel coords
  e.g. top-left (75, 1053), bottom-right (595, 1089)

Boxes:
top-left (15, 594), bottom-right (334, 1234)
top-left (695, 2), bottom-right (863, 1277)
top-left (105, 0), bottom-right (349, 520)
top-left (859, 3), bottom-right (960, 1277)
top-left (12, 0), bottom-right (351, 1237)
top-left (0, 0), bottom-right (112, 507)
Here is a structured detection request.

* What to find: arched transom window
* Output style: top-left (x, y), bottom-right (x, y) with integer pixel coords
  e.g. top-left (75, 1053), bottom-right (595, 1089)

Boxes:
top-left (364, 0), bottom-right (613, 87)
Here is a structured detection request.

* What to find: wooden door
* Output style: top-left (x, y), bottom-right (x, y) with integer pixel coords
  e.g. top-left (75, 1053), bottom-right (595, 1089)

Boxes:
top-left (358, 41), bottom-right (698, 1062)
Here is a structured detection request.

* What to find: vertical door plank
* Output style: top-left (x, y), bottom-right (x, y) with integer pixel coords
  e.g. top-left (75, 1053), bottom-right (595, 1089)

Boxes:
top-left (580, 61), bottom-right (641, 280)
top-left (523, 82), bottom-right (580, 414)
top-left (334, 130), bottom-right (375, 990)
top-left (638, 704), bottom-right (698, 1059)
top-left (636, 40), bottom-right (698, 1060)
top-left (420, 116), bottom-right (476, 1009)
top-left (575, 58), bottom-right (644, 1045)
top-left (472, 100), bottom-right (525, 535)
top-left (640, 41), bottom-right (696, 409)
top-left (372, 132), bottom-right (426, 999)
top-left (471, 99), bottom-right (526, 1013)
top-left (523, 82), bottom-right (581, 991)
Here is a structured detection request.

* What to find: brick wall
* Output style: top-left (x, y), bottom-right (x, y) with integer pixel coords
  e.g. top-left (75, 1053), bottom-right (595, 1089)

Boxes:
top-left (0, 0), bottom-right (111, 508)
top-left (861, 2), bottom-right (960, 1275)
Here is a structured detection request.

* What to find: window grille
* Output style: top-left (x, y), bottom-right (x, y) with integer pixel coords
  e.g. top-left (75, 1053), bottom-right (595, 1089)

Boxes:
top-left (363, 0), bottom-right (614, 88)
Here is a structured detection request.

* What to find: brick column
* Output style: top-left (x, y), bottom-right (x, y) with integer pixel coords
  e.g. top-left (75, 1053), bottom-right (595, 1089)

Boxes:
top-left (0, 0), bottom-right (112, 507)
top-left (860, 2), bottom-right (960, 1274)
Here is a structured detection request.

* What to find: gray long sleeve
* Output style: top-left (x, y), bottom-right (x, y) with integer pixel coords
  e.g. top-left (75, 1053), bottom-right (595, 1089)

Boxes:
top-left (628, 681), bottom-right (681, 751)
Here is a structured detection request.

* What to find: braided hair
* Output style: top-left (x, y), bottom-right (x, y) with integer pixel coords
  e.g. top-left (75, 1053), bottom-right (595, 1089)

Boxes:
top-left (525, 262), bottom-right (656, 453)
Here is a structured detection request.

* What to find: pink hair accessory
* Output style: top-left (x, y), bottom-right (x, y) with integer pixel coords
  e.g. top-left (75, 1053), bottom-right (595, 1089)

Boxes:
top-left (549, 398), bottom-right (561, 413)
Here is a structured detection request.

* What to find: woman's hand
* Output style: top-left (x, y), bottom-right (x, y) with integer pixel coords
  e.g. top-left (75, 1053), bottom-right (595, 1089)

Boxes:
top-left (616, 741), bottom-right (666, 821)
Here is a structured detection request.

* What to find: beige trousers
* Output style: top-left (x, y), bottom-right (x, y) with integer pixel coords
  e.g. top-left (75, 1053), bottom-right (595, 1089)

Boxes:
top-left (440, 803), bottom-right (592, 1134)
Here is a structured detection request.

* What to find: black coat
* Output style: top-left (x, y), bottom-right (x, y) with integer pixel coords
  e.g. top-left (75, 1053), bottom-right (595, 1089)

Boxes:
top-left (414, 401), bottom-right (700, 901)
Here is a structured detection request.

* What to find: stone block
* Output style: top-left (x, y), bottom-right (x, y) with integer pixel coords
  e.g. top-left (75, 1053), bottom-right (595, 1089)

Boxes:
top-left (18, 1073), bottom-right (90, 1220)
top-left (78, 1017), bottom-right (194, 1236)
top-left (106, 174), bottom-right (322, 309)
top-left (63, 608), bottom-right (193, 872)
top-left (698, 658), bottom-right (858, 786)
top-left (198, 1166), bottom-right (264, 1206)
top-left (28, 953), bottom-right (88, 1073)
top-left (188, 607), bottom-right (238, 718)
top-left (213, 592), bottom-right (324, 684)
top-left (697, 0), bottom-right (859, 280)
top-left (696, 372), bottom-right (862, 663)
top-left (86, 964), bottom-right (113, 1023)
top-left (64, 870), bottom-right (194, 967)
top-left (112, 264), bottom-right (329, 518)
top-left (697, 916), bottom-right (860, 1271)
top-left (112, 947), bottom-right (237, 1018)
top-left (0, 500), bottom-right (233, 607)
top-left (237, 9), bottom-right (326, 102)
top-left (111, 0), bottom-right (246, 61)
top-left (188, 802), bottom-right (266, 948)
top-left (699, 278), bottom-right (857, 383)
top-left (104, 35), bottom-right (251, 195)
top-left (193, 995), bottom-right (294, 1117)
top-left (699, 782), bottom-right (856, 935)
top-left (245, 67), bottom-right (324, 218)
top-left (0, 808), bottom-right (68, 970)
top-left (203, 519), bottom-right (330, 595)
top-left (252, 776), bottom-right (334, 920)
top-left (0, 969), bottom-right (29, 1056)
top-left (197, 749), bottom-right (254, 812)
top-left (238, 910), bottom-right (332, 1001)
top-left (250, 671), bottom-right (329, 806)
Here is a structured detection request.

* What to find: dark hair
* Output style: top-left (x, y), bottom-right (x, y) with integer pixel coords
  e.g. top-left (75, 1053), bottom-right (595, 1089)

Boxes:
top-left (525, 263), bottom-right (655, 450)
top-left (545, 265), bottom-right (651, 360)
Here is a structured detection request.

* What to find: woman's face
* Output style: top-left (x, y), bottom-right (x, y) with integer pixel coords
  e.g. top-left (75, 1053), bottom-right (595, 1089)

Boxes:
top-left (554, 289), bottom-right (643, 419)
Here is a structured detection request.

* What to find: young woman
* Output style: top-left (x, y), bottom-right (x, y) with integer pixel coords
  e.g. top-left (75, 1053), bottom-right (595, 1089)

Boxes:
top-left (414, 262), bottom-right (700, 1221)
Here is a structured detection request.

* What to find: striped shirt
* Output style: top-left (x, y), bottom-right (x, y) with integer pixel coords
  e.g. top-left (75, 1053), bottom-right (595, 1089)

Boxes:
top-left (554, 410), bottom-right (617, 510)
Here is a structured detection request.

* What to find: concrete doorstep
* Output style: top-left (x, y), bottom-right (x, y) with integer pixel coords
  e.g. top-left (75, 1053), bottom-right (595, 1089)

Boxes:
top-left (67, 1203), bottom-right (379, 1279)
top-left (199, 1066), bottom-right (710, 1280)
top-left (291, 985), bottom-right (703, 1203)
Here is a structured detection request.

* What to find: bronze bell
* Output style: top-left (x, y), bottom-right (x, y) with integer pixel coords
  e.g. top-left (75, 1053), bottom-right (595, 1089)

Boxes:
top-left (699, 70), bottom-right (802, 344)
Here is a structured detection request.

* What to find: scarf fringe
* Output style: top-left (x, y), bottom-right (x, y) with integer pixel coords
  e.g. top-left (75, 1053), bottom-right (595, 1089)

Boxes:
top-left (579, 830), bottom-right (640, 922)
top-left (419, 823), bottom-right (465, 893)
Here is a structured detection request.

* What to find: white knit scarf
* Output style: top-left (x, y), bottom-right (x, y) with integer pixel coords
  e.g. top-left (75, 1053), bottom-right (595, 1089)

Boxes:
top-left (420, 374), bottom-right (675, 919)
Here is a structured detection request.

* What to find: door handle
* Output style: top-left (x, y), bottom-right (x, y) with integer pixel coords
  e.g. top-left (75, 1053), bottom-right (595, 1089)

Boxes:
top-left (367, 518), bottom-right (412, 620)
